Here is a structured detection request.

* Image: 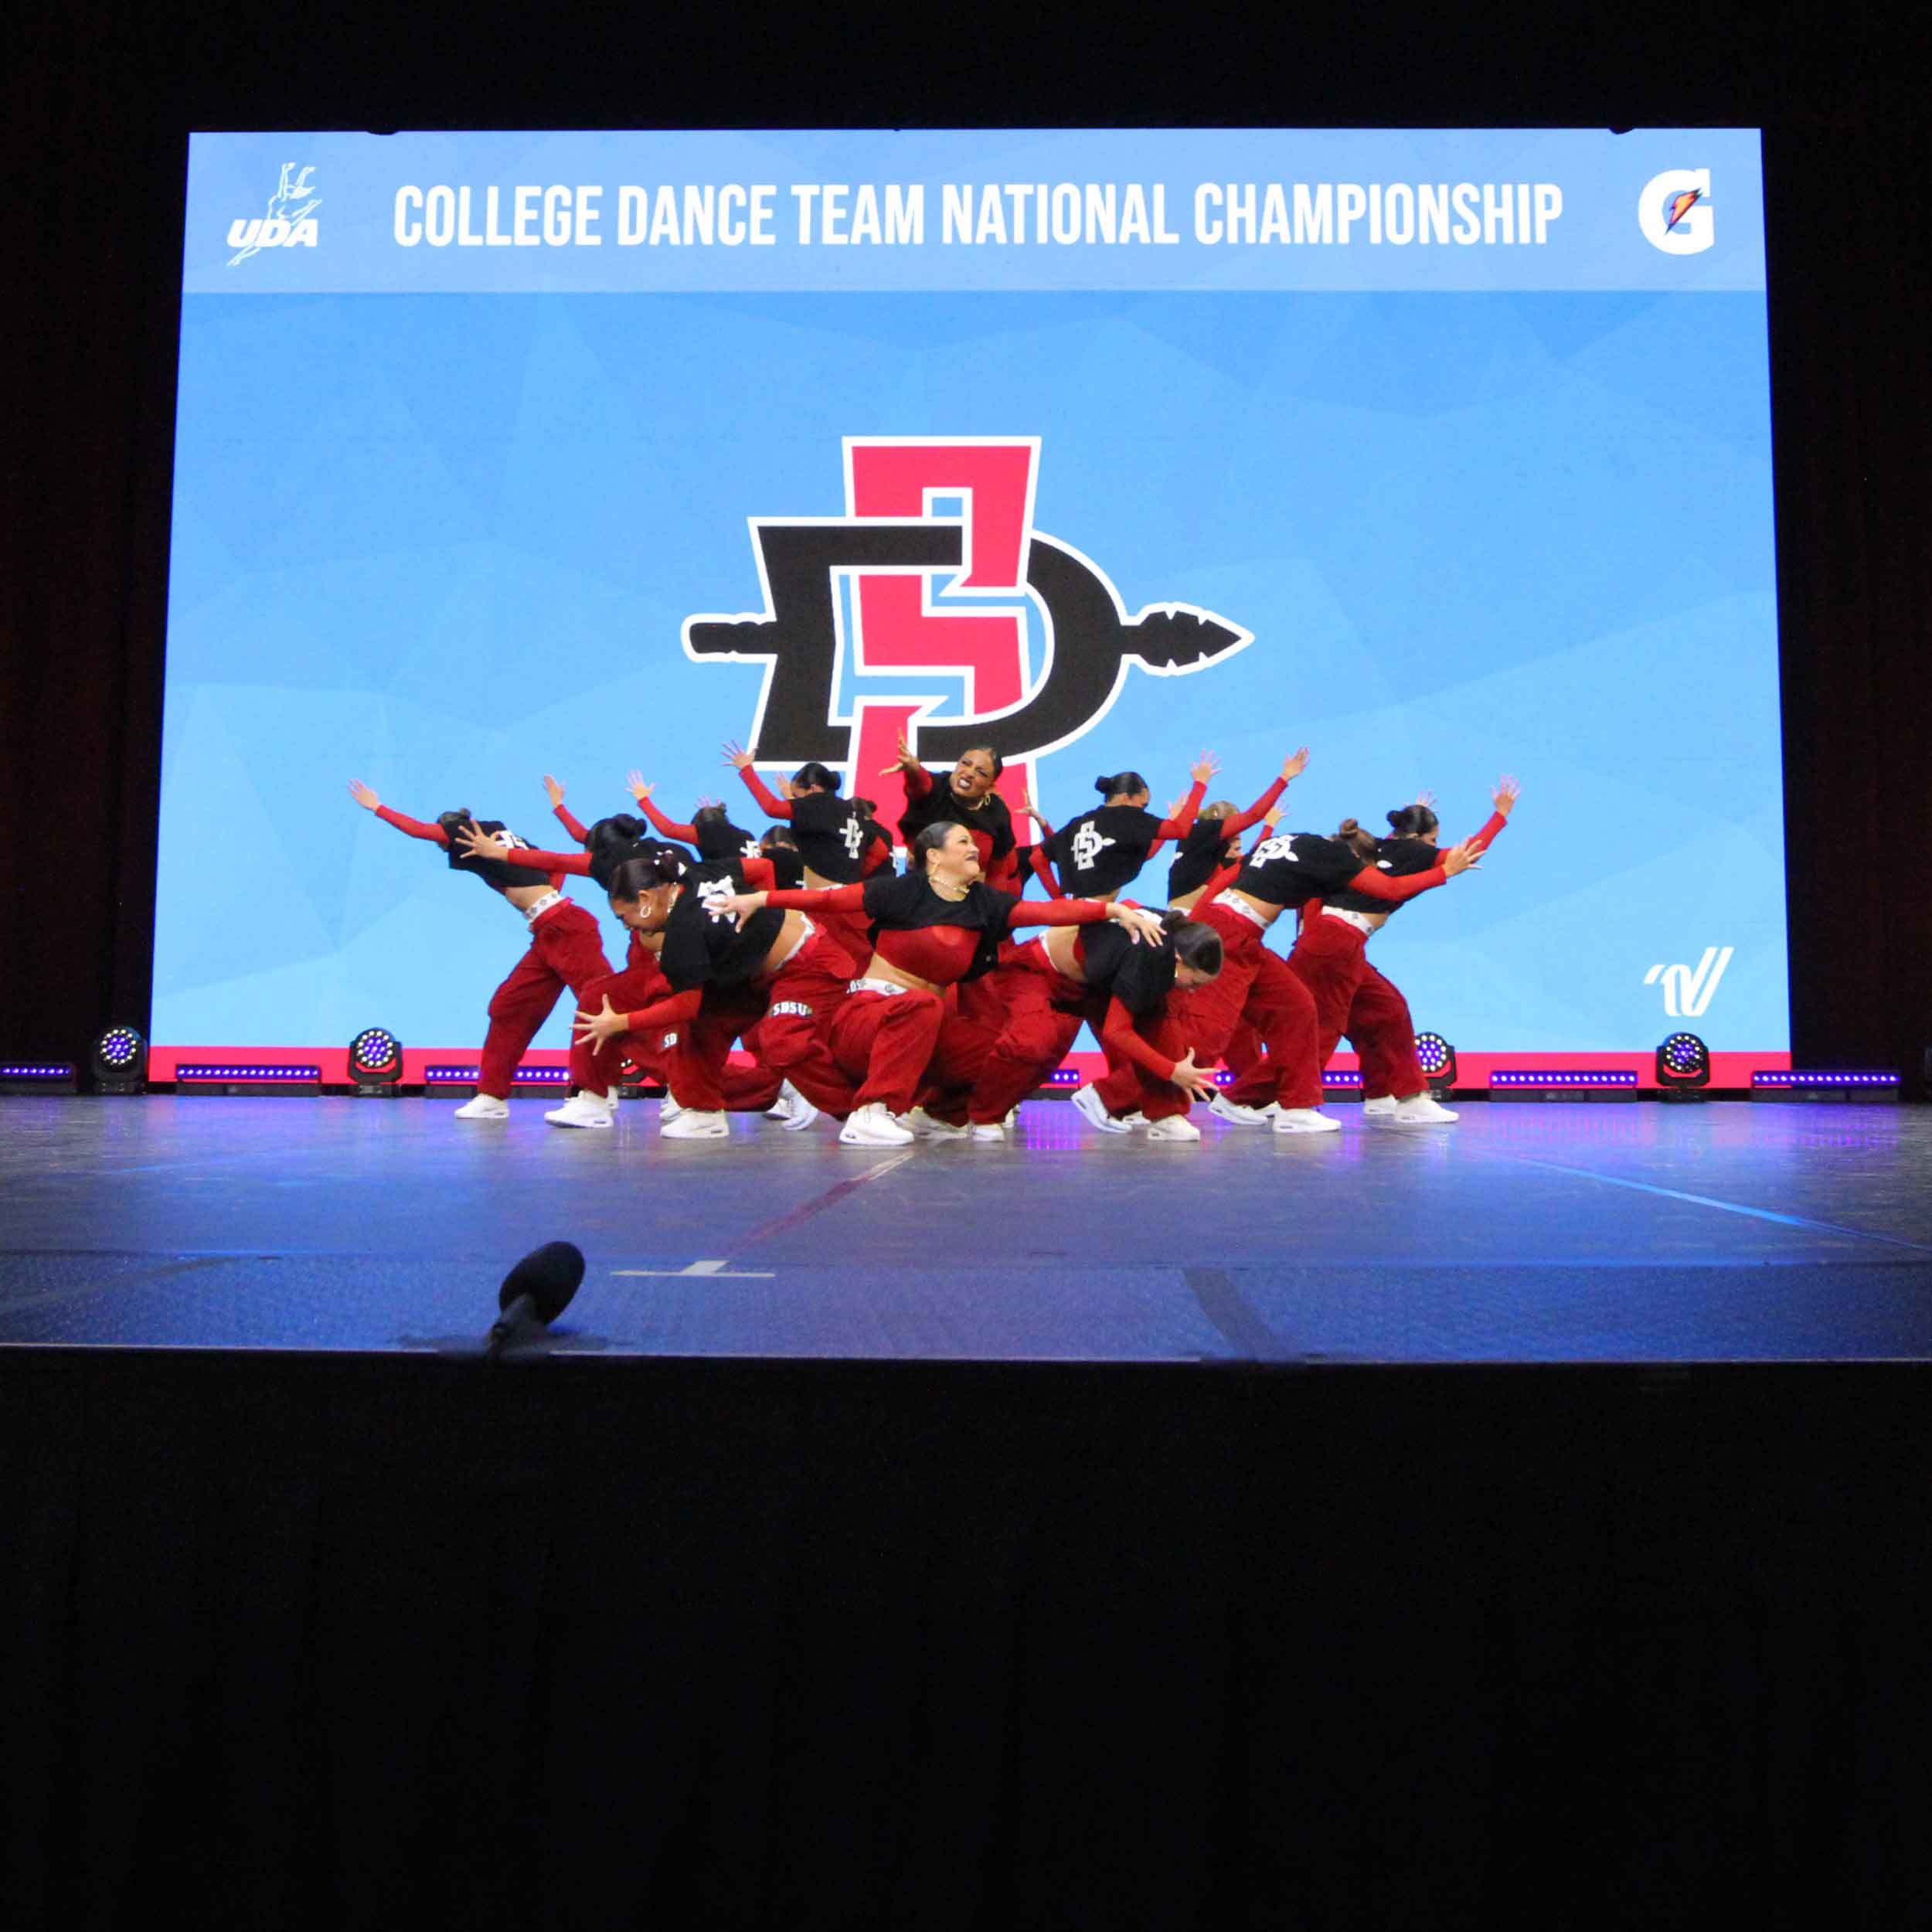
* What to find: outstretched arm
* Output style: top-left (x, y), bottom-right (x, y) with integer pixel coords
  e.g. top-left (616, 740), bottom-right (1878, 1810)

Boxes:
top-left (724, 747), bottom-right (795, 820)
top-left (625, 776), bottom-right (699, 844)
top-left (1151, 753), bottom-right (1219, 842)
top-left (352, 782), bottom-right (451, 845)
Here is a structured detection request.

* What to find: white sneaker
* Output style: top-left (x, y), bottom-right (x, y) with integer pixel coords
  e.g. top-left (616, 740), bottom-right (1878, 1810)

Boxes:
top-left (1209, 1091), bottom-right (1277, 1128)
top-left (771, 1080), bottom-right (820, 1132)
top-left (660, 1107), bottom-right (728, 1139)
top-left (1145, 1115), bottom-right (1202, 1142)
top-left (1121, 1111), bottom-right (1150, 1129)
top-left (1273, 1107), bottom-right (1342, 1135)
top-left (1002, 1109), bottom-right (1019, 1130)
top-left (839, 1102), bottom-right (915, 1146)
top-left (659, 1095), bottom-right (683, 1124)
top-left (1362, 1096), bottom-right (1396, 1118)
top-left (1390, 1092), bottom-right (1460, 1124)
top-left (1070, 1083), bottom-right (1129, 1135)
top-left (545, 1092), bottom-right (612, 1130)
top-left (453, 1094), bottom-right (509, 1121)
top-left (970, 1122), bottom-right (1006, 1143)
top-left (903, 1107), bottom-right (968, 1141)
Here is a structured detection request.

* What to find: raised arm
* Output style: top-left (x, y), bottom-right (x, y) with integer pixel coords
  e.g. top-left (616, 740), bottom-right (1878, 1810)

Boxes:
top-left (880, 731), bottom-right (933, 800)
top-left (351, 781), bottom-right (451, 845)
top-left (723, 745), bottom-right (795, 820)
top-left (624, 775), bottom-right (698, 843)
top-left (541, 774), bottom-right (590, 845)
top-left (1152, 752), bottom-right (1219, 841)
top-left (1029, 843), bottom-right (1063, 894)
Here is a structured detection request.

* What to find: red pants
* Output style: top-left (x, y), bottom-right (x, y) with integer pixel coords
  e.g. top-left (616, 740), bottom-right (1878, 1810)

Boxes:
top-left (1096, 900), bottom-right (1321, 1117)
top-left (1286, 915), bottom-right (1426, 1101)
top-left (478, 901), bottom-right (614, 1098)
top-left (1095, 1004), bottom-right (1196, 1122)
top-left (669, 930), bottom-right (859, 1117)
top-left (829, 988), bottom-right (994, 1118)
top-left (572, 957), bottom-right (671, 1094)
top-left (1346, 960), bottom-right (1426, 1100)
top-left (964, 944), bottom-right (1089, 1124)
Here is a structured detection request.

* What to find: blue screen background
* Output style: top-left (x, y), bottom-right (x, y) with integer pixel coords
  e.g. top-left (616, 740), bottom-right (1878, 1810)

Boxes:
top-left (155, 281), bottom-right (1784, 1052)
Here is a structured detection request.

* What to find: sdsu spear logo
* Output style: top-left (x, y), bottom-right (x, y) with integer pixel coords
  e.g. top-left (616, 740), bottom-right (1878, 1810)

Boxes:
top-left (683, 438), bottom-right (1250, 817)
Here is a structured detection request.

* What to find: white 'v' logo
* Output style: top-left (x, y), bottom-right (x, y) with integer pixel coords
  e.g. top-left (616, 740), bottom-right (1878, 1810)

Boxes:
top-left (1644, 946), bottom-right (1733, 1019)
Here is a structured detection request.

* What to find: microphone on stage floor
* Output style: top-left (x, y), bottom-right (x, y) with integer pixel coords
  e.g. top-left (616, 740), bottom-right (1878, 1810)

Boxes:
top-left (486, 1240), bottom-right (585, 1360)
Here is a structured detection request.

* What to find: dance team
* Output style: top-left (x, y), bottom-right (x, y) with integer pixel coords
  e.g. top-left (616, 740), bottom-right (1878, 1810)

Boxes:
top-left (346, 741), bottom-right (1516, 1147)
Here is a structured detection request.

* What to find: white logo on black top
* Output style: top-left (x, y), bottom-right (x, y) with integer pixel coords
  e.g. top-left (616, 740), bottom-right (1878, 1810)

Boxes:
top-left (1070, 821), bottom-right (1115, 872)
top-left (1645, 946), bottom-right (1733, 1018)
top-left (228, 163), bottom-right (321, 265)
top-left (696, 878), bottom-right (739, 922)
top-left (1250, 835), bottom-right (1298, 866)
top-left (840, 817), bottom-right (867, 859)
top-left (740, 838), bottom-right (763, 860)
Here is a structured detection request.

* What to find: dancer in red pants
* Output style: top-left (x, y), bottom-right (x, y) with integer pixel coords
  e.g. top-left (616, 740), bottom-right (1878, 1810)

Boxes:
top-left (570, 845), bottom-right (862, 1141)
top-left (961, 912), bottom-right (1225, 1141)
top-left (348, 781), bottom-right (614, 1121)
top-left (1082, 801), bottom-right (1481, 1136)
top-left (713, 821), bottom-right (1167, 1146)
top-left (1282, 781), bottom-right (1518, 1128)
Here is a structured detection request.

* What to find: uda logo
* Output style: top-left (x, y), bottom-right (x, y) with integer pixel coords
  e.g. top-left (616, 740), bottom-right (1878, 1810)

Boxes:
top-left (228, 164), bottom-right (321, 266)
top-left (1637, 168), bottom-right (1713, 256)
top-left (1645, 946), bottom-right (1733, 1019)
top-left (682, 437), bottom-right (1252, 825)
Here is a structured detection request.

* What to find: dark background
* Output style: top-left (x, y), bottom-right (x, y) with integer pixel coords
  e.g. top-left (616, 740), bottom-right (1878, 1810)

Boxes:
top-left (3, 0), bottom-right (1927, 1083)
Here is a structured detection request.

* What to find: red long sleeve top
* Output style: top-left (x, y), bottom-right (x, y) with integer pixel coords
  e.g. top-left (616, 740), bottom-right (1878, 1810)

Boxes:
top-left (764, 883), bottom-right (1110, 988)
top-left (375, 805), bottom-right (565, 890)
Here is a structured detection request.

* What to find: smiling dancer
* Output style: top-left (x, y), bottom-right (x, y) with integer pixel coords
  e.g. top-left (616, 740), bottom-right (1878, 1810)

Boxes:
top-left (347, 781), bottom-right (614, 1121)
top-left (1078, 780), bottom-right (1481, 1136)
top-left (1032, 753), bottom-right (1218, 898)
top-left (712, 820), bottom-right (1166, 1146)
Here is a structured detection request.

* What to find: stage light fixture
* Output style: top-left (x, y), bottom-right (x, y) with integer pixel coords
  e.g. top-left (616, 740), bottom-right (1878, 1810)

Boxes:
top-left (1, 1060), bottom-right (77, 1094)
top-left (1414, 1032), bottom-right (1457, 1096)
top-left (1655, 1032), bottom-right (1710, 1099)
top-left (92, 1026), bottom-right (147, 1094)
top-left (348, 1026), bottom-right (403, 1095)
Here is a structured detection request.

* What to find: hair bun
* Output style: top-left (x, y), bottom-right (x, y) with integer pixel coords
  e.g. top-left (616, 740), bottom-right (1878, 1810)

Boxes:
top-left (1094, 775), bottom-right (1113, 794)
top-left (1337, 817), bottom-right (1360, 836)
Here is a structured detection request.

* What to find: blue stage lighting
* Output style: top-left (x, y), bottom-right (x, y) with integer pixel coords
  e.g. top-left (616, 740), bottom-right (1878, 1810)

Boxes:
top-left (1655, 1032), bottom-right (1710, 1097)
top-left (1414, 1032), bottom-right (1458, 1094)
top-left (349, 1026), bottom-right (403, 1094)
top-left (92, 1026), bottom-right (146, 1094)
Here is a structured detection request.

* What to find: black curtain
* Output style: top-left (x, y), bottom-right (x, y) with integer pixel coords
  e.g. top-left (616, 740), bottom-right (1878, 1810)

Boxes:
top-left (5, 1352), bottom-right (1931, 1931)
top-left (2, 3), bottom-right (1930, 1077)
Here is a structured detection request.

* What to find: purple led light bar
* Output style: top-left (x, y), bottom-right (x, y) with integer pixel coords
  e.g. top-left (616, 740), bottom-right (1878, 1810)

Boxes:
top-left (1, 1063), bottom-right (76, 1078)
top-left (1321, 1070), bottom-right (1365, 1088)
top-left (1490, 1070), bottom-right (1641, 1088)
top-left (175, 1064), bottom-right (321, 1082)
top-left (1750, 1070), bottom-right (1900, 1088)
top-left (423, 1064), bottom-right (569, 1085)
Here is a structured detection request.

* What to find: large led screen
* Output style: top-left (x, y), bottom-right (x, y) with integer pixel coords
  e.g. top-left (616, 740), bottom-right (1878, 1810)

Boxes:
top-left (155, 130), bottom-right (1783, 1076)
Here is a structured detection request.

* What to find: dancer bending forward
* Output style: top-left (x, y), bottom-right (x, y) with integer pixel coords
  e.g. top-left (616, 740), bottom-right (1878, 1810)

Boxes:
top-left (713, 821), bottom-right (1165, 1147)
top-left (348, 781), bottom-right (612, 1121)
top-left (570, 845), bottom-right (861, 1141)
top-left (964, 910), bottom-right (1225, 1143)
top-left (1083, 803), bottom-right (1479, 1137)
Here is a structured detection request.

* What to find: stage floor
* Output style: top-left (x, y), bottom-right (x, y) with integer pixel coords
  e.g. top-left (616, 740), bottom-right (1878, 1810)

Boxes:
top-left (2, 1094), bottom-right (1929, 1362)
